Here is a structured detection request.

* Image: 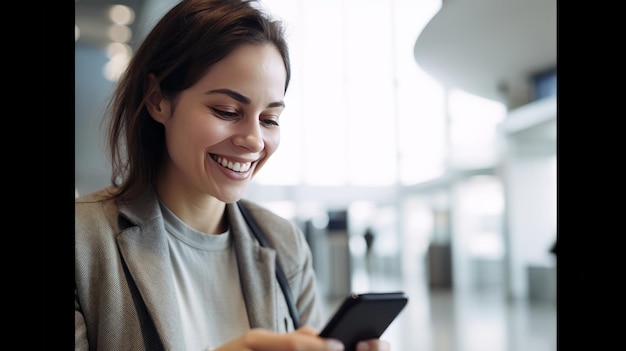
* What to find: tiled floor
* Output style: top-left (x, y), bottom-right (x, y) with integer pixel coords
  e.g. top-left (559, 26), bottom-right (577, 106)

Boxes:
top-left (321, 259), bottom-right (556, 351)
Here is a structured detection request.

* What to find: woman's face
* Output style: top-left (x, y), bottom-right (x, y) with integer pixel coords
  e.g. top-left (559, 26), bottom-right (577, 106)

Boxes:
top-left (154, 44), bottom-right (286, 203)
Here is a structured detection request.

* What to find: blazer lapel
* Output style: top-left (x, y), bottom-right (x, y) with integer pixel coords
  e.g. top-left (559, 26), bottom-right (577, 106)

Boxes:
top-left (227, 203), bottom-right (280, 330)
top-left (116, 190), bottom-right (184, 350)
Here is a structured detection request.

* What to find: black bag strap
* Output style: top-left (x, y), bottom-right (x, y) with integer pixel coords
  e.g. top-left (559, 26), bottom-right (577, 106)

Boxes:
top-left (236, 201), bottom-right (302, 329)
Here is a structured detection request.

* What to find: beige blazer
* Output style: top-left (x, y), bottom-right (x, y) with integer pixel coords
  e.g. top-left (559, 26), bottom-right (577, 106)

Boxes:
top-left (75, 187), bottom-right (324, 350)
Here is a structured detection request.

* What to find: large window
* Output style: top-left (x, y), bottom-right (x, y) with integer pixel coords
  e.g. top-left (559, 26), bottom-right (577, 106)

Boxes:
top-left (256, 0), bottom-right (444, 186)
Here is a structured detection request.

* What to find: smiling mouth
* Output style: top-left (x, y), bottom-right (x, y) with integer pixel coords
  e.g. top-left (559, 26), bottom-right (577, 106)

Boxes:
top-left (210, 154), bottom-right (252, 173)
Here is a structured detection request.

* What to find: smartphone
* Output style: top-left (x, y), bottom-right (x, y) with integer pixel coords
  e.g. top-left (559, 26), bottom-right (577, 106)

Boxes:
top-left (319, 292), bottom-right (408, 351)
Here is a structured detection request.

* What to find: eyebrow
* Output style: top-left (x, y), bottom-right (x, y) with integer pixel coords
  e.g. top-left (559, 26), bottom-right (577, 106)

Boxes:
top-left (206, 88), bottom-right (285, 108)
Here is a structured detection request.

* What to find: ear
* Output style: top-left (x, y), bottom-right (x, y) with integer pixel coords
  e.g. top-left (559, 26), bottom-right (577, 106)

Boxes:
top-left (145, 73), bottom-right (171, 124)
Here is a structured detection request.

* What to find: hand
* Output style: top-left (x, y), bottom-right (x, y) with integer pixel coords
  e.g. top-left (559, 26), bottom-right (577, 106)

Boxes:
top-left (213, 326), bottom-right (345, 351)
top-left (355, 339), bottom-right (391, 351)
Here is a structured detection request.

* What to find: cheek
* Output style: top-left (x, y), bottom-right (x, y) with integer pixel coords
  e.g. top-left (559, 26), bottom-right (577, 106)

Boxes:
top-left (264, 129), bottom-right (281, 157)
top-left (165, 113), bottom-right (221, 157)
top-left (253, 130), bottom-right (280, 176)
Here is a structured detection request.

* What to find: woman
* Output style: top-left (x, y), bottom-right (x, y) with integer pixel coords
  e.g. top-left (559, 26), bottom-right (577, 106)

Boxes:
top-left (74, 1), bottom-right (391, 350)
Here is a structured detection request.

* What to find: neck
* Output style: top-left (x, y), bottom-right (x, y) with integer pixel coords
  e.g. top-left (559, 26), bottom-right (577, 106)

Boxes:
top-left (155, 181), bottom-right (227, 235)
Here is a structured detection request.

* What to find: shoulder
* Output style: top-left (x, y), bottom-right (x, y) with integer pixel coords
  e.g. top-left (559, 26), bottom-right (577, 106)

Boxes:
top-left (75, 187), bottom-right (119, 225)
top-left (75, 186), bottom-right (118, 206)
top-left (75, 187), bottom-right (124, 249)
top-left (75, 188), bottom-right (126, 272)
top-left (237, 199), bottom-right (309, 272)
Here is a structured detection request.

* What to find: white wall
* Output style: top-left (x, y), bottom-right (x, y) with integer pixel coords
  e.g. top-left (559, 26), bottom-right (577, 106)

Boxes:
top-left (504, 151), bottom-right (556, 300)
top-left (500, 98), bottom-right (557, 300)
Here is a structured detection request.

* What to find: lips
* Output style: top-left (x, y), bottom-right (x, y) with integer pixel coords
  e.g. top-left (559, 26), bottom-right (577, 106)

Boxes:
top-left (210, 154), bottom-right (252, 173)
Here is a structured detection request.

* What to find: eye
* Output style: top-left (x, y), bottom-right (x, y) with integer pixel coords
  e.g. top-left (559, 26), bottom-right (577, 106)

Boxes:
top-left (260, 115), bottom-right (280, 127)
top-left (211, 107), bottom-right (240, 120)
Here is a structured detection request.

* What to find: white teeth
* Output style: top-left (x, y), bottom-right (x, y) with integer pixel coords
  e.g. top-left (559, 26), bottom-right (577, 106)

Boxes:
top-left (213, 155), bottom-right (251, 173)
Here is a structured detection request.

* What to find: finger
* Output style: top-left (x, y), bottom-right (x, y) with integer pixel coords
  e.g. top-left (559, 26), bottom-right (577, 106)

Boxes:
top-left (244, 328), bottom-right (344, 351)
top-left (295, 325), bottom-right (321, 336)
top-left (356, 339), bottom-right (391, 351)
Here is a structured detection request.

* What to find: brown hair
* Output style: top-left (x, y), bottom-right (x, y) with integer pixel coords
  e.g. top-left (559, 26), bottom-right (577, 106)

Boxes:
top-left (104, 0), bottom-right (290, 201)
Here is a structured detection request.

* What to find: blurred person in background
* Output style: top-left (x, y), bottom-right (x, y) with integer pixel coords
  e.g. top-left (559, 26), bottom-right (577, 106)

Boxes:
top-left (364, 227), bottom-right (376, 273)
top-left (74, 0), bottom-right (391, 350)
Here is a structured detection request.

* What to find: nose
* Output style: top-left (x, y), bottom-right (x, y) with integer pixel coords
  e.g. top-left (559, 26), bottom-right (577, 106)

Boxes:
top-left (233, 118), bottom-right (264, 152)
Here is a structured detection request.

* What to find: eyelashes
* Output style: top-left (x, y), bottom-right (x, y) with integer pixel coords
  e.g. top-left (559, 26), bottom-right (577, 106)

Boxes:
top-left (210, 107), bottom-right (280, 127)
top-left (211, 107), bottom-right (239, 120)
top-left (261, 118), bottom-right (279, 127)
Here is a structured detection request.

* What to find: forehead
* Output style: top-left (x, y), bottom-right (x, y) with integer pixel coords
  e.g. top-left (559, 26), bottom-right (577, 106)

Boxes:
top-left (195, 44), bottom-right (287, 98)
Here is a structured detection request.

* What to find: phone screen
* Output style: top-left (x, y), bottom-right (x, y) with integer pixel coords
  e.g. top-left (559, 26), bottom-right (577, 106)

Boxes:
top-left (319, 292), bottom-right (408, 351)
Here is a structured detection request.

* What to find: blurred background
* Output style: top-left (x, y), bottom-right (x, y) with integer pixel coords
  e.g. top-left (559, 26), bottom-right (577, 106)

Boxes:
top-left (75, 0), bottom-right (556, 350)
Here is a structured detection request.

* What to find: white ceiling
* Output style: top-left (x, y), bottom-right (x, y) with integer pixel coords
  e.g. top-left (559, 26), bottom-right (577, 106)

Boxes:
top-left (77, 0), bottom-right (557, 110)
top-left (413, 0), bottom-right (556, 109)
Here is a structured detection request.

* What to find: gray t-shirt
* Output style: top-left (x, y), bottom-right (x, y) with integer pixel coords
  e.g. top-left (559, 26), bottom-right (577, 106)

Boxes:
top-left (160, 202), bottom-right (250, 351)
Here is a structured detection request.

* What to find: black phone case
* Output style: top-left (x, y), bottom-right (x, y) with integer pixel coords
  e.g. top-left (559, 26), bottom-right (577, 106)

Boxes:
top-left (319, 292), bottom-right (408, 351)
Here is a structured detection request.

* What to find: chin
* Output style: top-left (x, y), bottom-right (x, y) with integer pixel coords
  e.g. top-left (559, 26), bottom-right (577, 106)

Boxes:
top-left (215, 189), bottom-right (246, 204)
